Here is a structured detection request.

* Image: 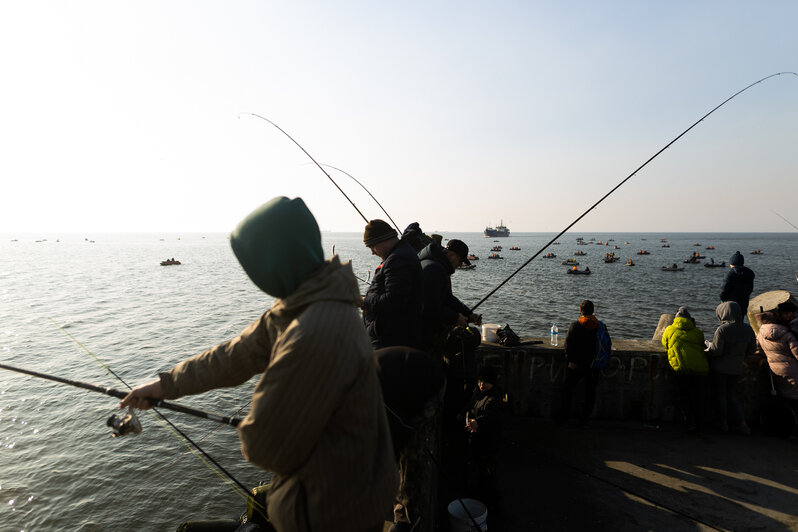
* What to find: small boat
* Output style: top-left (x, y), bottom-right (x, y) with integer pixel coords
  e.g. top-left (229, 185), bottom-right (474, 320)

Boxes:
top-left (706, 245), bottom-right (715, 250)
top-left (160, 259), bottom-right (182, 266)
top-left (704, 261), bottom-right (726, 268)
top-left (491, 246), bottom-right (503, 251)
top-left (562, 259), bottom-right (579, 266)
top-left (661, 265), bottom-right (684, 271)
top-left (574, 251), bottom-right (587, 256)
top-left (662, 244), bottom-right (670, 248)
top-left (751, 249), bottom-right (763, 255)
top-left (552, 241), bottom-right (560, 245)
top-left (683, 257), bottom-right (701, 264)
top-left (457, 264), bottom-right (476, 270)
top-left (488, 253), bottom-right (503, 259)
top-left (509, 246), bottom-right (520, 251)
top-left (637, 250), bottom-right (650, 255)
top-left (694, 243), bottom-right (701, 246)
top-left (543, 252), bottom-right (557, 258)
top-left (567, 267), bottom-right (591, 275)
top-left (467, 254), bottom-right (479, 261)
top-left (626, 260), bottom-right (635, 266)
top-left (603, 254), bottom-right (619, 263)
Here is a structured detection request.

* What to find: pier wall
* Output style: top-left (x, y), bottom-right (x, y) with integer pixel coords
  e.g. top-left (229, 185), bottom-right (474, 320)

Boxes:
top-left (477, 338), bottom-right (772, 423)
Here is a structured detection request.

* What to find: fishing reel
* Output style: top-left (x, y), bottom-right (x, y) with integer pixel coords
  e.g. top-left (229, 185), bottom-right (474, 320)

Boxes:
top-left (107, 408), bottom-right (142, 438)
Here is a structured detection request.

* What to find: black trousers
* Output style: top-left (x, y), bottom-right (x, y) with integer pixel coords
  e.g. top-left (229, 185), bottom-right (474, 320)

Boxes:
top-left (560, 366), bottom-right (600, 421)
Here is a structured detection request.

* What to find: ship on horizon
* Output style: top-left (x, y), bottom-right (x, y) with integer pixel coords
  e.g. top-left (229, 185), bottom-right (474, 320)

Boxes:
top-left (484, 221), bottom-right (510, 237)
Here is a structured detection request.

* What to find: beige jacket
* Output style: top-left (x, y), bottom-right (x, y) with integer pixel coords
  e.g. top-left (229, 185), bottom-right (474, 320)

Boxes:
top-left (160, 257), bottom-right (397, 531)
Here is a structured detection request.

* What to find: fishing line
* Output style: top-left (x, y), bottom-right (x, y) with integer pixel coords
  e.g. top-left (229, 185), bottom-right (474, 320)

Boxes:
top-left (321, 164), bottom-right (403, 234)
top-left (771, 210), bottom-right (798, 282)
top-left (470, 71), bottom-right (798, 313)
top-left (239, 112), bottom-right (369, 223)
top-left (47, 319), bottom-right (266, 518)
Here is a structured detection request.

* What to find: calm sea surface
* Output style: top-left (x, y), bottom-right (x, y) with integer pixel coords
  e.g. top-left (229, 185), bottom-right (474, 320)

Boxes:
top-left (1, 231), bottom-right (797, 530)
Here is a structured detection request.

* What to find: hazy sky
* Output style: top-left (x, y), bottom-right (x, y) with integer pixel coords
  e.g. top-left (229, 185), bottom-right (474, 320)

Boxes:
top-left (1, 1), bottom-right (796, 234)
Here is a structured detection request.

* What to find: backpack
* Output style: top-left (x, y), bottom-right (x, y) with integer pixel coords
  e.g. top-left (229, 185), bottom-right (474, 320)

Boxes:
top-left (496, 324), bottom-right (521, 347)
top-left (592, 320), bottom-right (612, 369)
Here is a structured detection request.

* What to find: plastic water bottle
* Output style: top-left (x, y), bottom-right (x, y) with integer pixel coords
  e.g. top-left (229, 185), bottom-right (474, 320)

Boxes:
top-left (550, 323), bottom-right (559, 346)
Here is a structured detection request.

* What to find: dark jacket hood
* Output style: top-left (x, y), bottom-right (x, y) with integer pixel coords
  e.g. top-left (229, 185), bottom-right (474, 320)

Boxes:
top-left (418, 242), bottom-right (454, 275)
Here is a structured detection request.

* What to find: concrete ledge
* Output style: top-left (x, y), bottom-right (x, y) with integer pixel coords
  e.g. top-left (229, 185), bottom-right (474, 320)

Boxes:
top-left (477, 337), bottom-right (771, 423)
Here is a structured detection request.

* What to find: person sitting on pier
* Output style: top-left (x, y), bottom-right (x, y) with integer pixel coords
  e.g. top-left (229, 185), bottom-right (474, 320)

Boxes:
top-left (464, 365), bottom-right (503, 512)
top-left (720, 251), bottom-right (755, 315)
top-left (705, 301), bottom-right (756, 434)
top-left (756, 301), bottom-right (798, 406)
top-left (662, 307), bottom-right (709, 432)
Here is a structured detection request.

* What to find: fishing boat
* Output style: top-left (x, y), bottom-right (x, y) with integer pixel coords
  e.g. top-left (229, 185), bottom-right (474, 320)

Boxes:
top-left (751, 249), bottom-right (763, 255)
top-left (509, 246), bottom-right (520, 250)
top-left (706, 245), bottom-right (715, 250)
top-left (543, 252), bottom-right (557, 258)
top-left (562, 259), bottom-right (579, 266)
top-left (491, 245), bottom-right (503, 251)
top-left (704, 261), bottom-right (726, 268)
top-left (626, 260), bottom-right (635, 266)
top-left (661, 265), bottom-right (685, 271)
top-left (488, 253), bottom-right (503, 259)
top-left (467, 254), bottom-right (479, 261)
top-left (484, 221), bottom-right (510, 238)
top-left (567, 267), bottom-right (591, 275)
top-left (683, 257), bottom-right (701, 264)
top-left (662, 244), bottom-right (670, 248)
top-left (457, 264), bottom-right (476, 270)
top-left (160, 259), bottom-right (181, 266)
top-left (574, 250), bottom-right (586, 256)
top-left (636, 250), bottom-right (650, 255)
top-left (603, 254), bottom-right (619, 263)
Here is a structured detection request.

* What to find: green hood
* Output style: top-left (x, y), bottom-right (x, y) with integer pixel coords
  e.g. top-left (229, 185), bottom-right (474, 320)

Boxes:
top-left (230, 197), bottom-right (324, 298)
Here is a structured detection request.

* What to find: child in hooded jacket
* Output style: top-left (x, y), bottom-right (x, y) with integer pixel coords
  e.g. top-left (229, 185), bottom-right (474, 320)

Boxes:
top-left (662, 307), bottom-right (708, 432)
top-left (705, 301), bottom-right (756, 433)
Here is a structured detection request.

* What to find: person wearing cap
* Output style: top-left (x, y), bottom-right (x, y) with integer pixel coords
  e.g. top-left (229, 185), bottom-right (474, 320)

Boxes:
top-left (417, 239), bottom-right (480, 353)
top-left (720, 251), bottom-right (755, 315)
top-left (662, 306), bottom-right (709, 432)
top-left (756, 301), bottom-right (798, 404)
top-left (464, 365), bottom-right (502, 511)
top-left (362, 219), bottom-right (424, 349)
top-left (121, 197), bottom-right (397, 532)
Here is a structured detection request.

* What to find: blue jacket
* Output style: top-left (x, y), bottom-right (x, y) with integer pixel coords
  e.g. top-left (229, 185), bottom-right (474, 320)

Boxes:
top-left (720, 265), bottom-right (755, 312)
top-left (363, 239), bottom-right (423, 349)
top-left (418, 243), bottom-right (471, 349)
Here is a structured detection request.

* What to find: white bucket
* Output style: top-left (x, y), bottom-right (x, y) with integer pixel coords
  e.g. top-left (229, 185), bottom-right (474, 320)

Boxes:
top-left (447, 498), bottom-right (488, 531)
top-left (481, 324), bottom-right (500, 343)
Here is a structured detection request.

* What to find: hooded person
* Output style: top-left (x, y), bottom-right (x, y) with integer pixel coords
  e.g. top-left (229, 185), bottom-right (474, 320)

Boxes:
top-left (705, 301), bottom-right (757, 433)
top-left (720, 251), bottom-right (755, 314)
top-left (121, 197), bottom-right (398, 532)
top-left (662, 306), bottom-right (709, 431)
top-left (361, 219), bottom-right (424, 349)
top-left (756, 302), bottom-right (798, 401)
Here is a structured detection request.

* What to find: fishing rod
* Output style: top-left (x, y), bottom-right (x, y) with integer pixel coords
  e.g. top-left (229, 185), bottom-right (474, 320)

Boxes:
top-left (470, 71), bottom-right (798, 313)
top-left (239, 112), bottom-right (369, 223)
top-left (45, 320), bottom-right (267, 519)
top-left (771, 210), bottom-right (798, 282)
top-left (321, 163), bottom-right (403, 235)
top-left (0, 362), bottom-right (242, 426)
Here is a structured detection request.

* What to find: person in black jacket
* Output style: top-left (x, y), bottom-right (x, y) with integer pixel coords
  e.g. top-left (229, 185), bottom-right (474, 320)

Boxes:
top-left (464, 365), bottom-right (502, 510)
top-left (720, 251), bottom-right (755, 315)
top-left (362, 219), bottom-right (424, 349)
top-left (418, 239), bottom-right (481, 353)
top-left (559, 299), bottom-right (602, 425)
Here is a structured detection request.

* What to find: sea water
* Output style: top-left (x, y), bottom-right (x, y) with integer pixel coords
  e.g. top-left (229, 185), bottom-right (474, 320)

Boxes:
top-left (1, 231), bottom-right (796, 530)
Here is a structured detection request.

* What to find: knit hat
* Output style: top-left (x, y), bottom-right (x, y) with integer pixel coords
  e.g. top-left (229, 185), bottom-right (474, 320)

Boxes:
top-left (477, 365), bottom-right (498, 385)
top-left (730, 251), bottom-right (744, 266)
top-left (445, 239), bottom-right (471, 266)
top-left (363, 219), bottom-right (397, 247)
top-left (675, 306), bottom-right (691, 319)
top-left (230, 197), bottom-right (324, 299)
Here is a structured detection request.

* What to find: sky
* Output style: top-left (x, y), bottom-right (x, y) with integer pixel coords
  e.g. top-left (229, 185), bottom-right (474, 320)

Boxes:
top-left (0, 1), bottom-right (796, 234)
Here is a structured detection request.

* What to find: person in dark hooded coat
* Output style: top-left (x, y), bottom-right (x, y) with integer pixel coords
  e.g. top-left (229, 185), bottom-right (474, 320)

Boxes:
top-left (720, 251), bottom-right (755, 315)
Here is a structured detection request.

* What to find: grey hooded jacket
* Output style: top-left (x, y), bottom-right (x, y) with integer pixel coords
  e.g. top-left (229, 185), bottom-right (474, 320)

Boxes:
top-left (705, 301), bottom-right (756, 375)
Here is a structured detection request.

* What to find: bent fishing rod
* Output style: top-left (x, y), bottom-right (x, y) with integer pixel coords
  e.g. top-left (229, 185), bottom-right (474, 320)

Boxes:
top-left (470, 71), bottom-right (798, 313)
top-left (0, 362), bottom-right (242, 426)
top-left (239, 112), bottom-right (369, 224)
